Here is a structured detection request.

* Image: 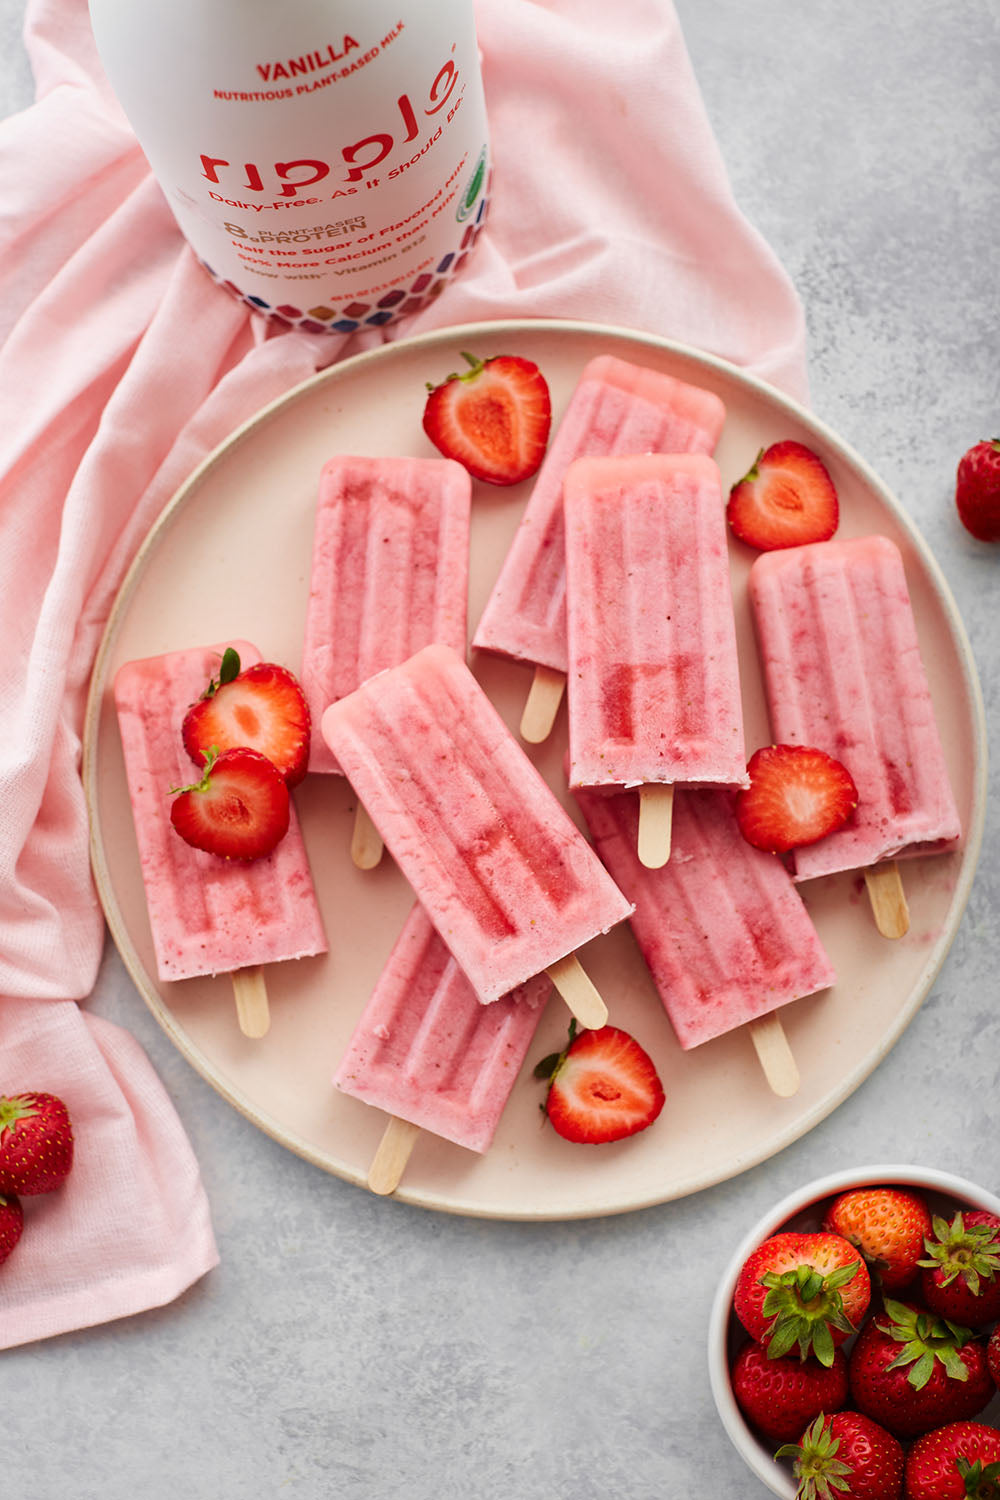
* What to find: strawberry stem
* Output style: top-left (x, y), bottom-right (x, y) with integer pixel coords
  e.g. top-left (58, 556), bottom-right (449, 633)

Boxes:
top-left (735, 447), bottom-right (765, 487)
top-left (918, 1212), bottom-right (1000, 1294)
top-left (170, 746), bottom-right (220, 795)
top-left (201, 647), bottom-right (241, 700)
top-left (0, 1096), bottom-right (39, 1136)
top-left (879, 1298), bottom-right (976, 1389)
top-left (775, 1414), bottom-right (853, 1497)
top-left (760, 1259), bottom-right (860, 1365)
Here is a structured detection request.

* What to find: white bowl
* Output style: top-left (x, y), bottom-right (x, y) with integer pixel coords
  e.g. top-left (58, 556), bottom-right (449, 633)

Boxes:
top-left (707, 1164), bottom-right (1000, 1498)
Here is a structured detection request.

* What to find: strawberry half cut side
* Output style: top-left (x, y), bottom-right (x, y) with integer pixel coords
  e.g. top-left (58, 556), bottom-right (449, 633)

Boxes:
top-left (421, 351), bottom-right (552, 486)
top-left (534, 1022), bottom-right (665, 1145)
top-left (727, 439), bottom-right (839, 550)
top-left (736, 743), bottom-right (858, 854)
top-left (182, 648), bottom-right (312, 786)
top-left (170, 746), bottom-right (290, 861)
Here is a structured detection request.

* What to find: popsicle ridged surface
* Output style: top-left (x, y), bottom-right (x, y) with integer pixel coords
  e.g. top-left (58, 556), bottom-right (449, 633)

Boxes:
top-left (575, 785), bottom-right (835, 1049)
top-left (564, 453), bottom-right (747, 790)
top-left (113, 642), bottom-right (327, 983)
top-left (321, 644), bottom-right (634, 1003)
top-left (472, 354), bottom-right (727, 675)
top-left (302, 454), bottom-right (471, 774)
top-left (749, 534), bottom-right (961, 881)
top-left (334, 904), bottom-right (550, 1153)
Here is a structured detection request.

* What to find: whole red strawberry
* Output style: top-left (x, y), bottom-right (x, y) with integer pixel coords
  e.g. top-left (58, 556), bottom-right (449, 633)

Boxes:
top-left (777, 1411), bottom-right (904, 1500)
top-left (730, 1340), bottom-right (848, 1441)
top-left (727, 439), bottom-right (839, 550)
top-left (182, 647), bottom-right (312, 786)
top-left (0, 1092), bottom-right (74, 1195)
top-left (988, 1322), bottom-right (1000, 1390)
top-left (918, 1211), bottom-right (1000, 1327)
top-left (823, 1185), bottom-right (933, 1293)
top-left (422, 351), bottom-right (552, 485)
top-left (736, 744), bottom-right (858, 854)
top-left (848, 1299), bottom-right (994, 1438)
top-left (904, 1420), bottom-right (1000, 1500)
top-left (535, 1022), bottom-right (665, 1144)
top-left (733, 1231), bottom-right (871, 1365)
top-left (955, 438), bottom-right (1000, 542)
top-left (0, 1192), bottom-right (24, 1265)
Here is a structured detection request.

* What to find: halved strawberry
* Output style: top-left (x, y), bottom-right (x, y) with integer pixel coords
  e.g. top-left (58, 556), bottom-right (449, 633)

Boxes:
top-left (535, 1022), bottom-right (665, 1144)
top-left (727, 439), bottom-right (839, 550)
top-left (182, 647), bottom-right (311, 785)
top-left (422, 351), bottom-right (551, 485)
top-left (170, 747), bottom-right (290, 860)
top-left (736, 743), bottom-right (857, 853)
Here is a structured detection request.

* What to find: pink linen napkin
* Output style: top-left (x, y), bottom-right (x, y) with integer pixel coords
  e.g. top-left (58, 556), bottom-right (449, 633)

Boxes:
top-left (0, 0), bottom-right (807, 1347)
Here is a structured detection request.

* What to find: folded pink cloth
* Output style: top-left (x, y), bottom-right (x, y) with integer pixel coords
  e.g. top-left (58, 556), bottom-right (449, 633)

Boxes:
top-left (0, 0), bottom-right (806, 1346)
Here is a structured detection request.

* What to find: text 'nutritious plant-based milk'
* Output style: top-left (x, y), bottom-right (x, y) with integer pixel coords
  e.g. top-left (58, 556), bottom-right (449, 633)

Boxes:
top-left (88, 0), bottom-right (490, 332)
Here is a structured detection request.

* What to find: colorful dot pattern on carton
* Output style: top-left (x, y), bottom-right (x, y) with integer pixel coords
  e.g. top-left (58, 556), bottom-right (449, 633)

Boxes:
top-left (205, 194), bottom-right (489, 335)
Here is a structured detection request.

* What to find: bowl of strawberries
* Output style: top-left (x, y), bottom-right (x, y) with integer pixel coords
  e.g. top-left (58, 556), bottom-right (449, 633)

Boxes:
top-left (708, 1165), bottom-right (1000, 1498)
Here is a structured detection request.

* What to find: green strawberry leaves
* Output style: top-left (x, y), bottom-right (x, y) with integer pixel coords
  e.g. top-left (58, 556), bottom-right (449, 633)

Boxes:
top-left (198, 646), bottom-right (242, 701)
top-left (918, 1211), bottom-right (1000, 1295)
top-left (879, 1299), bottom-right (978, 1389)
top-left (761, 1261), bottom-right (860, 1366)
top-left (956, 1455), bottom-right (1000, 1497)
top-left (775, 1414), bottom-right (853, 1499)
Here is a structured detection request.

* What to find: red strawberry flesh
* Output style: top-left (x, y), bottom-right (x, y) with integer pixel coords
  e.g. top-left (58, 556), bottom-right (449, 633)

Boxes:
top-left (422, 351), bottom-right (552, 486)
top-left (182, 653), bottom-right (311, 785)
top-left (727, 439), bottom-right (839, 551)
top-left (539, 1024), bottom-right (664, 1144)
top-left (736, 743), bottom-right (858, 853)
top-left (170, 746), bottom-right (290, 861)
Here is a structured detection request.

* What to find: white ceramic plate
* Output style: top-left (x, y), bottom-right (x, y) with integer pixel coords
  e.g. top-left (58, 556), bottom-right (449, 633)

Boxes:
top-left (83, 318), bottom-right (987, 1220)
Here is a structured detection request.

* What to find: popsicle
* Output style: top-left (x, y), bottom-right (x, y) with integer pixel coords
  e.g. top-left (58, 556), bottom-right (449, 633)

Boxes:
top-left (320, 643), bottom-right (633, 1026)
top-left (574, 784), bottom-right (836, 1096)
top-left (563, 453), bottom-right (748, 867)
top-left (472, 354), bottom-right (727, 742)
top-left (301, 453), bottom-right (472, 867)
top-left (749, 534), bottom-right (961, 937)
top-left (335, 903), bottom-right (551, 1194)
top-left (114, 642), bottom-right (327, 1037)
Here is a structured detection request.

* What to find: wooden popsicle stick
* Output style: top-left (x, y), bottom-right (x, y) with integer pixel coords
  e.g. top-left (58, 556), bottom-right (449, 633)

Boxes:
top-left (748, 1013), bottom-right (800, 1097)
top-left (520, 665), bottom-right (566, 743)
top-left (231, 965), bottom-right (270, 1039)
top-left (368, 1116), bottom-right (421, 1195)
top-left (545, 953), bottom-right (608, 1030)
top-left (351, 803), bottom-right (384, 870)
top-left (864, 861), bottom-right (910, 938)
top-left (637, 784), bottom-right (673, 868)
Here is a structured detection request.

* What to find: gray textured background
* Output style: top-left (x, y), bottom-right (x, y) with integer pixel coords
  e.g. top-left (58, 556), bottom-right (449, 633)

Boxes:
top-left (2, 2), bottom-right (997, 1495)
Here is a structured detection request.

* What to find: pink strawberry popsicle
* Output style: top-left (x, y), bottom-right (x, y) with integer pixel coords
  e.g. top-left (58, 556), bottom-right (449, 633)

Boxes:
top-left (114, 641), bottom-right (327, 1038)
top-left (564, 452), bottom-right (748, 867)
top-left (472, 354), bottom-right (726, 742)
top-left (301, 453), bottom-right (471, 867)
top-left (320, 643), bottom-right (633, 1027)
top-left (749, 534), bottom-right (961, 936)
top-left (575, 784), bottom-right (835, 1096)
top-left (335, 903), bottom-right (551, 1194)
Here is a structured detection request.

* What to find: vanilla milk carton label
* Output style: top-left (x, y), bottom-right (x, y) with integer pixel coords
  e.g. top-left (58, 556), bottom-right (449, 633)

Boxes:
top-left (89, 0), bottom-right (490, 330)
